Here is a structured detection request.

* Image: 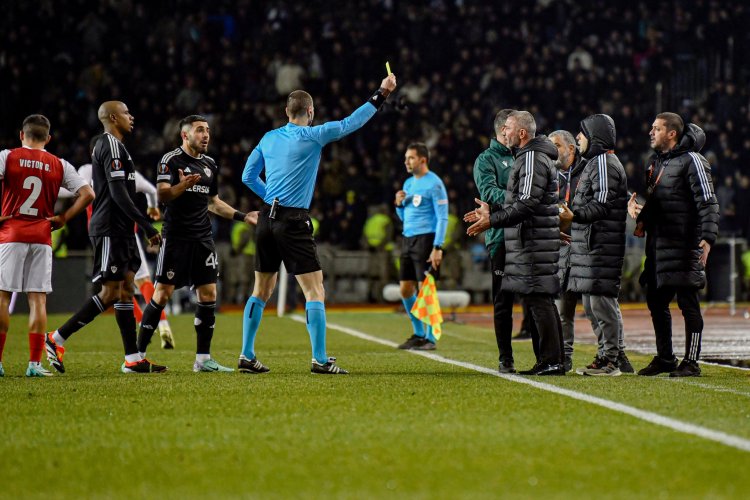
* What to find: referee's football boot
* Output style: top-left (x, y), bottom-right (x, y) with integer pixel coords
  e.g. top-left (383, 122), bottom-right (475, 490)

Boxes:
top-left (412, 337), bottom-right (437, 351)
top-left (397, 335), bottom-right (423, 349)
top-left (121, 358), bottom-right (168, 373)
top-left (669, 359), bottom-right (701, 378)
top-left (311, 357), bottom-right (348, 374)
top-left (637, 356), bottom-right (678, 376)
top-left (45, 333), bottom-right (66, 373)
top-left (26, 363), bottom-right (54, 377)
top-left (238, 355), bottom-right (270, 374)
top-left (193, 358), bottom-right (234, 373)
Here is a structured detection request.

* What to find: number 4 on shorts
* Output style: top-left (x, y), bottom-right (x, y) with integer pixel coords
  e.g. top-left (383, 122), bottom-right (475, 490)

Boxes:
top-left (205, 253), bottom-right (218, 269)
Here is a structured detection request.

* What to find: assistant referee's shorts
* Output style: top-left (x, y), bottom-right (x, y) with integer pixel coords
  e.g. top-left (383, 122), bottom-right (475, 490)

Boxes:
top-left (399, 232), bottom-right (440, 282)
top-left (255, 204), bottom-right (321, 275)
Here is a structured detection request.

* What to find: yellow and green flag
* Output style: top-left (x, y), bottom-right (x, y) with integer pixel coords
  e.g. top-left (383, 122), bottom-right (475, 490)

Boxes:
top-left (410, 273), bottom-right (443, 340)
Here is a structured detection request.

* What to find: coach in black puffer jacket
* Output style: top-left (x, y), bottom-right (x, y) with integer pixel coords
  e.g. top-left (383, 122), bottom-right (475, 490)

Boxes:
top-left (492, 137), bottom-right (561, 296)
top-left (568, 114), bottom-right (628, 297)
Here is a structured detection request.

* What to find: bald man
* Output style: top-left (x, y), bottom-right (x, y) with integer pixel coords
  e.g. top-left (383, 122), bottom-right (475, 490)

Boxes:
top-left (46, 101), bottom-right (168, 374)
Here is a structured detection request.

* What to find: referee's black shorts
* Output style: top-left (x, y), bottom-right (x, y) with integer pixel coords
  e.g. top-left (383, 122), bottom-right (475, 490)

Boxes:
top-left (399, 233), bottom-right (440, 282)
top-left (91, 236), bottom-right (141, 283)
top-left (255, 203), bottom-right (321, 275)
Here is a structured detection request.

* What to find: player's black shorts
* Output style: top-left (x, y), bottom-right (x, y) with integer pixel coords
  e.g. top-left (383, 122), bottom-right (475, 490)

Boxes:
top-left (155, 238), bottom-right (218, 288)
top-left (91, 236), bottom-right (141, 283)
top-left (256, 204), bottom-right (321, 275)
top-left (399, 233), bottom-right (440, 282)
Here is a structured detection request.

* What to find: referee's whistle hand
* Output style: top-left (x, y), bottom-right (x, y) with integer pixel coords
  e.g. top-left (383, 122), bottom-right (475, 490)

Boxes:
top-left (245, 211), bottom-right (259, 225)
top-left (381, 74), bottom-right (397, 91)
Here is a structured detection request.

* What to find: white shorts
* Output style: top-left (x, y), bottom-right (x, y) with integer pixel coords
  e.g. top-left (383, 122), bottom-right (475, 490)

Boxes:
top-left (134, 236), bottom-right (152, 281)
top-left (0, 242), bottom-right (53, 293)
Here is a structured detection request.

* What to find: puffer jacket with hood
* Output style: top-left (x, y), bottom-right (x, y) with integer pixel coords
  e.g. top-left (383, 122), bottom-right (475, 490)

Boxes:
top-left (490, 135), bottom-right (560, 295)
top-left (557, 151), bottom-right (585, 289)
top-left (567, 114), bottom-right (628, 297)
top-left (637, 123), bottom-right (719, 289)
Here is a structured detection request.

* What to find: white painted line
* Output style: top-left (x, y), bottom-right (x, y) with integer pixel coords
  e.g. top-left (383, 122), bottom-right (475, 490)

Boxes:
top-left (665, 378), bottom-right (750, 398)
top-left (290, 315), bottom-right (750, 454)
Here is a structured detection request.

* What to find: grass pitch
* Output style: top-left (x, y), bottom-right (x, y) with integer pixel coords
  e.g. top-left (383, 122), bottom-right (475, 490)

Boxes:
top-left (1, 311), bottom-right (749, 499)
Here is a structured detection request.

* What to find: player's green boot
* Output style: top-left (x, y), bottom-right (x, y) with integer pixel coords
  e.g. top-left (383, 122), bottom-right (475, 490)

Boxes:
top-left (193, 358), bottom-right (234, 372)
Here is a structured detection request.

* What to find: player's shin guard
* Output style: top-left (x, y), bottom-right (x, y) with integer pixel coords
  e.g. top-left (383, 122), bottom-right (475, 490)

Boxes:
top-left (305, 301), bottom-right (327, 364)
top-left (195, 301), bottom-right (216, 354)
top-left (402, 294), bottom-right (425, 337)
top-left (28, 332), bottom-right (45, 363)
top-left (137, 300), bottom-right (165, 353)
top-left (241, 297), bottom-right (266, 360)
top-left (57, 295), bottom-right (108, 340)
top-left (114, 302), bottom-right (138, 356)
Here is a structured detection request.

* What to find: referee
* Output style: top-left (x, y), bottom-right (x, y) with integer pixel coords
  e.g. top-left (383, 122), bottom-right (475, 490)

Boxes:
top-left (240, 73), bottom-right (398, 375)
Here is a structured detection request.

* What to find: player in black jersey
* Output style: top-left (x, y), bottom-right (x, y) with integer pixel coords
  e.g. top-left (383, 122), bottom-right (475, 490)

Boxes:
top-left (45, 101), bottom-right (167, 374)
top-left (136, 115), bottom-right (257, 372)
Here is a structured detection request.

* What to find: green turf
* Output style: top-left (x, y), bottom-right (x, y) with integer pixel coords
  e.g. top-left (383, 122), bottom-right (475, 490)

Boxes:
top-left (1, 312), bottom-right (748, 499)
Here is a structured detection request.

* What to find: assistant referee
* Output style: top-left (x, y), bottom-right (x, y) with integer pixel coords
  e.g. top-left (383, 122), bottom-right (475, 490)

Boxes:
top-left (240, 73), bottom-right (397, 375)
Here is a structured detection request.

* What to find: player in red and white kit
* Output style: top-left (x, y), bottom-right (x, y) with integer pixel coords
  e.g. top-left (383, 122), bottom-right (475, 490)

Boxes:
top-left (0, 115), bottom-right (94, 377)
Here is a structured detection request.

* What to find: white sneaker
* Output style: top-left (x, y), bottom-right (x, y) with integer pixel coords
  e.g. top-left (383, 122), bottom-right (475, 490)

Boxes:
top-left (193, 358), bottom-right (234, 373)
top-left (26, 363), bottom-right (53, 377)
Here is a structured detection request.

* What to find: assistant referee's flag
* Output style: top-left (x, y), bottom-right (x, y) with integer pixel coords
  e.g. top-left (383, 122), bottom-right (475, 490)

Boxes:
top-left (410, 271), bottom-right (444, 340)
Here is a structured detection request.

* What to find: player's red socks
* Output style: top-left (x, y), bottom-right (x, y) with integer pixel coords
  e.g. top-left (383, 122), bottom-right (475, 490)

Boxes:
top-left (0, 331), bottom-right (7, 361)
top-left (133, 298), bottom-right (143, 323)
top-left (28, 332), bottom-right (44, 363)
top-left (139, 282), bottom-right (166, 321)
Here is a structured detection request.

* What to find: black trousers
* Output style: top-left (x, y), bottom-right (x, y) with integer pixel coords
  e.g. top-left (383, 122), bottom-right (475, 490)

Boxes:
top-left (523, 293), bottom-right (564, 366)
top-left (645, 283), bottom-right (703, 361)
top-left (491, 246), bottom-right (515, 362)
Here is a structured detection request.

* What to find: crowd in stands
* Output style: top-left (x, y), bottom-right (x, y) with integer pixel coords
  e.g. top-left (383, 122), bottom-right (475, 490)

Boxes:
top-left (1, 0), bottom-right (749, 273)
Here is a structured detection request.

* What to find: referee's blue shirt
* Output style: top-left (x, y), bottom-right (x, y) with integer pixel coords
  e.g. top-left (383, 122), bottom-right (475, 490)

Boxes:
top-left (242, 102), bottom-right (377, 209)
top-left (395, 171), bottom-right (449, 246)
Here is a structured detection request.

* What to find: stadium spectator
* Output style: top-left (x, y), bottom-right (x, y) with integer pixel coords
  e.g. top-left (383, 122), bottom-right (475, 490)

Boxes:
top-left (45, 101), bottom-right (166, 374)
top-left (135, 115), bottom-right (257, 373)
top-left (630, 113), bottom-right (719, 377)
top-left (560, 114), bottom-right (632, 376)
top-left (472, 109), bottom-right (517, 372)
top-left (549, 129), bottom-right (584, 372)
top-left (239, 74), bottom-right (397, 375)
top-left (0, 115), bottom-right (93, 377)
top-left (467, 111), bottom-right (564, 376)
top-left (394, 142), bottom-right (449, 352)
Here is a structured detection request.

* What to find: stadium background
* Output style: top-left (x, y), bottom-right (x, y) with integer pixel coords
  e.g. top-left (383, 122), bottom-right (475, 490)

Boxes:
top-left (1, 0), bottom-right (749, 307)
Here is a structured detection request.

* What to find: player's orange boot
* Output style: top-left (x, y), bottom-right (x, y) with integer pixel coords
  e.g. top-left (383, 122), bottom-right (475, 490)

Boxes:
top-left (45, 333), bottom-right (66, 373)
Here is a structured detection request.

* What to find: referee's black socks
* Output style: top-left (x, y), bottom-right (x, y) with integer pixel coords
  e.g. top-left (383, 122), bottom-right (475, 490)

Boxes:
top-left (137, 299), bottom-right (165, 353)
top-left (195, 301), bottom-right (216, 355)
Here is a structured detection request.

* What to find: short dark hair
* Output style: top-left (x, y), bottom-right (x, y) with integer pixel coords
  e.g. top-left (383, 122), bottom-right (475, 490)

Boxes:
top-left (287, 90), bottom-right (313, 119)
top-left (656, 112), bottom-right (684, 137)
top-left (509, 110), bottom-right (536, 137)
top-left (493, 109), bottom-right (515, 135)
top-left (407, 142), bottom-right (430, 163)
top-left (22, 114), bottom-right (51, 142)
top-left (179, 114), bottom-right (208, 131)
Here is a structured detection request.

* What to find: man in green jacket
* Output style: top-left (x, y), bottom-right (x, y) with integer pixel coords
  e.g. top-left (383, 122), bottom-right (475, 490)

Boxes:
top-left (472, 109), bottom-right (519, 373)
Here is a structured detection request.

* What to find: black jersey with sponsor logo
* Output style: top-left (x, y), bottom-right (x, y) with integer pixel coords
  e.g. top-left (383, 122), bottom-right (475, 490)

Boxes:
top-left (88, 133), bottom-right (139, 237)
top-left (157, 147), bottom-right (218, 241)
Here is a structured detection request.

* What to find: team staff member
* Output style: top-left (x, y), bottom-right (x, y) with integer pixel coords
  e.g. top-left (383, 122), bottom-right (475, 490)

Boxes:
top-left (629, 113), bottom-right (718, 377)
top-left (46, 101), bottom-right (166, 374)
top-left (0, 115), bottom-right (93, 377)
top-left (395, 142), bottom-right (449, 351)
top-left (136, 115), bottom-right (257, 372)
top-left (560, 115), bottom-right (629, 376)
top-left (471, 109), bottom-right (517, 371)
top-left (240, 73), bottom-right (398, 375)
top-left (466, 111), bottom-right (564, 376)
top-left (549, 129), bottom-right (584, 372)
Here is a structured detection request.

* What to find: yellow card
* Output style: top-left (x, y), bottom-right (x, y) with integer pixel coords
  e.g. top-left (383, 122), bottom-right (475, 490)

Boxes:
top-left (386, 61), bottom-right (392, 75)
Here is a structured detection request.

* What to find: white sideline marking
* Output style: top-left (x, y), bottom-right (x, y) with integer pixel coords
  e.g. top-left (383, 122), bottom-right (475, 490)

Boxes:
top-left (665, 378), bottom-right (750, 398)
top-left (290, 315), bottom-right (750, 454)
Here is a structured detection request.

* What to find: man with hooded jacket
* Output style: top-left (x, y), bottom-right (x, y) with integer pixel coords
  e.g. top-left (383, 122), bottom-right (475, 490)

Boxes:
top-left (629, 113), bottom-right (718, 378)
top-left (560, 114), bottom-right (630, 376)
top-left (467, 110), bottom-right (564, 376)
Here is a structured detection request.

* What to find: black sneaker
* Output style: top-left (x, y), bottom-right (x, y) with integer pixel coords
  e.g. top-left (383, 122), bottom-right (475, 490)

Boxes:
top-left (498, 359), bottom-right (516, 374)
top-left (617, 351), bottom-right (635, 374)
top-left (637, 356), bottom-right (678, 376)
top-left (669, 359), bottom-right (701, 377)
top-left (397, 335), bottom-right (423, 350)
top-left (311, 357), bottom-right (348, 374)
top-left (238, 355), bottom-right (270, 374)
top-left (520, 362), bottom-right (565, 376)
top-left (412, 337), bottom-right (436, 351)
top-left (563, 355), bottom-right (573, 373)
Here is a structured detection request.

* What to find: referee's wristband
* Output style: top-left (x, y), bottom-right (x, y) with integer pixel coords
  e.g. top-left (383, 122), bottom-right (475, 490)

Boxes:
top-left (233, 210), bottom-right (247, 222)
top-left (369, 87), bottom-right (390, 109)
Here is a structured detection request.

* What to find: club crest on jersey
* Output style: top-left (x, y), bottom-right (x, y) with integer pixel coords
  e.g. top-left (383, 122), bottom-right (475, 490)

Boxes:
top-left (110, 265), bottom-right (118, 273)
top-left (167, 270), bottom-right (175, 279)
top-left (203, 167), bottom-right (212, 178)
top-left (412, 194), bottom-right (422, 207)
top-left (111, 159), bottom-right (123, 171)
